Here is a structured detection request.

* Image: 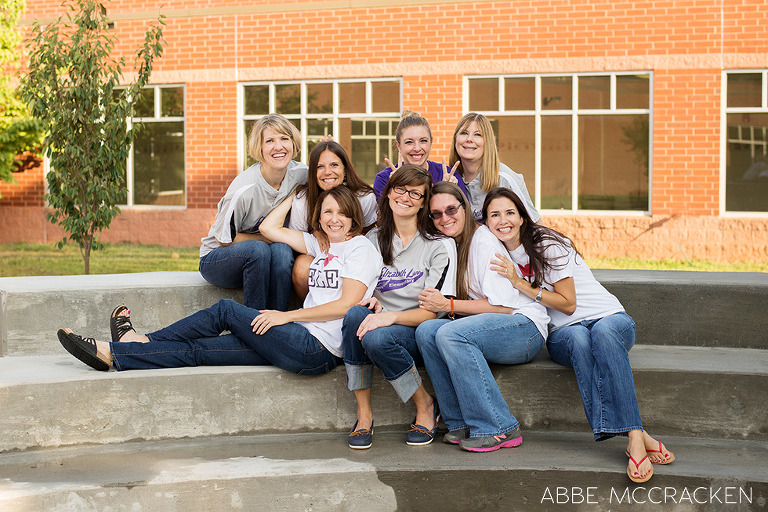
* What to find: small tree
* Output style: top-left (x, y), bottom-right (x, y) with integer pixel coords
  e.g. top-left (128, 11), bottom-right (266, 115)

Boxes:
top-left (0, 0), bottom-right (44, 195)
top-left (19, 0), bottom-right (165, 273)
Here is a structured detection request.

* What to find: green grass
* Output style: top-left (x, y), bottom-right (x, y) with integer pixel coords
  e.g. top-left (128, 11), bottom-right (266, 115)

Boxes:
top-left (584, 257), bottom-right (768, 273)
top-left (0, 243), bottom-right (765, 277)
top-left (0, 243), bottom-right (199, 277)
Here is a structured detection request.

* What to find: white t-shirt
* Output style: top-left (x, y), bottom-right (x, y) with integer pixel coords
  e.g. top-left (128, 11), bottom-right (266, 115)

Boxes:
top-left (200, 161), bottom-right (308, 257)
top-left (297, 233), bottom-right (382, 357)
top-left (539, 242), bottom-right (625, 331)
top-left (465, 163), bottom-right (540, 223)
top-left (288, 189), bottom-right (378, 232)
top-left (366, 229), bottom-right (457, 313)
top-left (468, 225), bottom-right (550, 337)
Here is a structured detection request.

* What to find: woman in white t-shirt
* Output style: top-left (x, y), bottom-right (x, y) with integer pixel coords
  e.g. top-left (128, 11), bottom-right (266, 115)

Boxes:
top-left (485, 187), bottom-right (675, 483)
top-left (289, 141), bottom-right (377, 298)
top-left (342, 165), bottom-right (457, 450)
top-left (448, 113), bottom-right (539, 223)
top-left (414, 182), bottom-right (547, 453)
top-left (199, 114), bottom-right (308, 311)
top-left (57, 186), bottom-right (381, 379)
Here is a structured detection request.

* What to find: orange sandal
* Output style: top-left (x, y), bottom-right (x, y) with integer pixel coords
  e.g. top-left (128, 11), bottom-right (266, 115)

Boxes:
top-left (627, 453), bottom-right (653, 483)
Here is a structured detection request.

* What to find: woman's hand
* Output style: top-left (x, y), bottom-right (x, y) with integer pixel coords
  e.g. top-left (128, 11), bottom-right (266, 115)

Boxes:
top-left (358, 296), bottom-right (383, 314)
top-left (384, 153), bottom-right (404, 174)
top-left (356, 311), bottom-right (397, 339)
top-left (418, 287), bottom-right (450, 313)
top-left (251, 310), bottom-right (291, 335)
top-left (490, 252), bottom-right (528, 289)
top-left (441, 159), bottom-right (460, 185)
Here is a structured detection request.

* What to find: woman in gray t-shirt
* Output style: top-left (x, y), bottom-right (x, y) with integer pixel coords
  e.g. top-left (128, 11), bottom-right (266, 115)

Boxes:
top-left (342, 165), bottom-right (457, 450)
top-left (198, 114), bottom-right (308, 310)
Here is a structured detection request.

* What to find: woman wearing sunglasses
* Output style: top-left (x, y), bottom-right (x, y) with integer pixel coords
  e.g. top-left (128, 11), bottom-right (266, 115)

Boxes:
top-left (342, 166), bottom-right (457, 449)
top-left (414, 181), bottom-right (548, 452)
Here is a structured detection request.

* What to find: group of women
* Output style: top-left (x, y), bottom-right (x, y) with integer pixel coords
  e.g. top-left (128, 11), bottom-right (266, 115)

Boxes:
top-left (57, 110), bottom-right (674, 483)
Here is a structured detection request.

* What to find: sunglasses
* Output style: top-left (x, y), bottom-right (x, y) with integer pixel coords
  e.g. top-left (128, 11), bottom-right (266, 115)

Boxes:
top-left (429, 204), bottom-right (463, 220)
top-left (392, 185), bottom-right (425, 201)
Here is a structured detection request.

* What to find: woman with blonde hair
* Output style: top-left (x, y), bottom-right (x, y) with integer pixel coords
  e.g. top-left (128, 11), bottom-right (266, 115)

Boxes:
top-left (449, 112), bottom-right (539, 223)
top-left (199, 114), bottom-right (307, 311)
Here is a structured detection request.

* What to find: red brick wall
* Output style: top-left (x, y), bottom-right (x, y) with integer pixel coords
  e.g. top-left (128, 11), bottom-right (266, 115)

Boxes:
top-left (3, 0), bottom-right (766, 262)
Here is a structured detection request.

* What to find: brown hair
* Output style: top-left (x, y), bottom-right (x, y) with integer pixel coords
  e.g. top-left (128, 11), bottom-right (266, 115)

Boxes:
top-left (427, 181), bottom-right (476, 300)
top-left (482, 187), bottom-right (573, 288)
top-left (310, 186), bottom-right (365, 249)
top-left (297, 140), bottom-right (373, 230)
top-left (377, 164), bottom-right (434, 265)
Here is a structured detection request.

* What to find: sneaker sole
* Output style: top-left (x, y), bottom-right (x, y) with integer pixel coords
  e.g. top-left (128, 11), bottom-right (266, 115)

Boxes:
top-left (461, 435), bottom-right (523, 453)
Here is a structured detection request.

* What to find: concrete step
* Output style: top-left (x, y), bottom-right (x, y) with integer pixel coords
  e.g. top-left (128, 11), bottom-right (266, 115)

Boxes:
top-left (0, 431), bottom-right (765, 511)
top-left (0, 272), bottom-right (243, 357)
top-left (3, 271), bottom-right (768, 358)
top-left (1, 345), bottom-right (765, 453)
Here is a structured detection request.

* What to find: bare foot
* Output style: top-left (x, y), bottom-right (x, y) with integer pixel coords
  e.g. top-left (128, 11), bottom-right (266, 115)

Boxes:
top-left (114, 308), bottom-right (149, 343)
top-left (414, 395), bottom-right (436, 429)
top-left (626, 430), bottom-right (653, 482)
top-left (643, 431), bottom-right (675, 464)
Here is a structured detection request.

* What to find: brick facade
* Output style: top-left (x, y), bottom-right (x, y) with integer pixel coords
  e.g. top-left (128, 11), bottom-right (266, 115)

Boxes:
top-left (2, 0), bottom-right (767, 262)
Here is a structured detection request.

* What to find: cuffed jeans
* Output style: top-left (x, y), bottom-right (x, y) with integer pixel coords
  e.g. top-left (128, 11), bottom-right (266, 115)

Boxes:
top-left (546, 312), bottom-right (642, 441)
top-left (111, 299), bottom-right (340, 376)
top-left (415, 313), bottom-right (544, 438)
top-left (199, 241), bottom-right (294, 310)
top-left (341, 305), bottom-right (424, 402)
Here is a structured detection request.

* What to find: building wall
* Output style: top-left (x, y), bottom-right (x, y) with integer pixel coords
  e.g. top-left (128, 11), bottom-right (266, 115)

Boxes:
top-left (3, 0), bottom-right (767, 262)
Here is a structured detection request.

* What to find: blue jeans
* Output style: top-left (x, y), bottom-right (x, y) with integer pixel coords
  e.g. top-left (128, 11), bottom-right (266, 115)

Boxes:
top-left (341, 305), bottom-right (424, 402)
top-left (415, 313), bottom-right (545, 437)
top-left (199, 241), bottom-right (294, 310)
top-left (111, 299), bottom-right (340, 375)
top-left (546, 312), bottom-right (641, 441)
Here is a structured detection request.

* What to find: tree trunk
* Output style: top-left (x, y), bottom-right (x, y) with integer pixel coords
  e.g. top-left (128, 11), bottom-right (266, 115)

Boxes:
top-left (82, 238), bottom-right (92, 275)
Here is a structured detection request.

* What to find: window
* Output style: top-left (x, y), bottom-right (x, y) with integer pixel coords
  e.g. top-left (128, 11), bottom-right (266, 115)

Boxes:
top-left (466, 73), bottom-right (651, 212)
top-left (725, 71), bottom-right (768, 213)
top-left (124, 85), bottom-right (186, 206)
top-left (241, 79), bottom-right (402, 183)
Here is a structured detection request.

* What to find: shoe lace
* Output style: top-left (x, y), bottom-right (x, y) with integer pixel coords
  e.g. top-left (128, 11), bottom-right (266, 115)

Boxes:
top-left (408, 424), bottom-right (431, 435)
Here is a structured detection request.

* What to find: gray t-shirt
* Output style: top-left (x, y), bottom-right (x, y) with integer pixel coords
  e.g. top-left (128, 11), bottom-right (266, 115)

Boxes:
top-left (465, 163), bottom-right (540, 223)
top-left (200, 161), bottom-right (308, 257)
top-left (366, 228), bottom-right (457, 312)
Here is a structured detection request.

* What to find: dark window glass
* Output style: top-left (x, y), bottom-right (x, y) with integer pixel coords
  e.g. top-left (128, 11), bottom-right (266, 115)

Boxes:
top-left (161, 87), bottom-right (184, 117)
top-left (504, 77), bottom-right (535, 110)
top-left (244, 85), bottom-right (269, 115)
top-left (275, 84), bottom-right (301, 114)
top-left (371, 81), bottom-right (400, 112)
top-left (727, 73), bottom-right (762, 108)
top-left (307, 83), bottom-right (333, 114)
top-left (726, 112), bottom-right (768, 212)
top-left (339, 82), bottom-right (366, 113)
top-left (133, 121), bottom-right (185, 205)
top-left (468, 78), bottom-right (499, 111)
top-left (541, 76), bottom-right (572, 110)
top-left (579, 76), bottom-right (610, 110)
top-left (541, 115), bottom-right (572, 208)
top-left (617, 74), bottom-right (650, 109)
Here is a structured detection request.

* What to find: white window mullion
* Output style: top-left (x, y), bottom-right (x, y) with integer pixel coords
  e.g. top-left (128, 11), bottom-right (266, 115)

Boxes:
top-left (571, 78), bottom-right (579, 211)
top-left (534, 75), bottom-right (541, 209)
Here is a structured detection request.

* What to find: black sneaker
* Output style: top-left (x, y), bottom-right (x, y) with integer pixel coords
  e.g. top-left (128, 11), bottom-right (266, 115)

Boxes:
top-left (443, 428), bottom-right (470, 445)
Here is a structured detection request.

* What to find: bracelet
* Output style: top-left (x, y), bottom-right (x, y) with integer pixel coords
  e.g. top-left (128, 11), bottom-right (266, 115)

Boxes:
top-left (534, 287), bottom-right (544, 303)
top-left (449, 297), bottom-right (455, 320)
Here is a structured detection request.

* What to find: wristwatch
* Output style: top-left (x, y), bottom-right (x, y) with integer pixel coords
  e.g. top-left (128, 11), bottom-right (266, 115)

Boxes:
top-left (535, 287), bottom-right (544, 302)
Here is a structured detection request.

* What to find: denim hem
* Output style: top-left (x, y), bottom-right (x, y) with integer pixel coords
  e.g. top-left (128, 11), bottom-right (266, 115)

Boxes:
top-left (593, 425), bottom-right (644, 442)
top-left (388, 365), bottom-right (421, 403)
top-left (345, 363), bottom-right (374, 391)
top-left (469, 424), bottom-right (521, 439)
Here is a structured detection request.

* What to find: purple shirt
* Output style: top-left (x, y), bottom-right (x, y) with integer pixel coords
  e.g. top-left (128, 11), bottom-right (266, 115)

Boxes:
top-left (372, 160), bottom-right (468, 201)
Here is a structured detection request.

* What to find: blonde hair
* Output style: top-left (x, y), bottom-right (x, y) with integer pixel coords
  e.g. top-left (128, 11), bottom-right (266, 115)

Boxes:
top-left (247, 114), bottom-right (302, 162)
top-left (395, 109), bottom-right (432, 143)
top-left (448, 113), bottom-right (500, 192)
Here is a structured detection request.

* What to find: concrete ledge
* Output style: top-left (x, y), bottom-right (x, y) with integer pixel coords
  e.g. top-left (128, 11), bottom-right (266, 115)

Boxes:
top-left (592, 269), bottom-right (768, 349)
top-left (1, 345), bottom-right (765, 452)
top-left (0, 272), bottom-right (243, 356)
top-left (0, 432), bottom-right (765, 512)
top-left (3, 270), bottom-right (767, 357)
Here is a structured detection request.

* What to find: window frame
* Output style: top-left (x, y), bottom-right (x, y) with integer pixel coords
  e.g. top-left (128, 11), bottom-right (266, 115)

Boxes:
top-left (464, 72), bottom-right (653, 215)
top-left (123, 83), bottom-right (187, 209)
top-left (238, 78), bottom-right (403, 173)
top-left (722, 70), bottom-right (768, 216)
